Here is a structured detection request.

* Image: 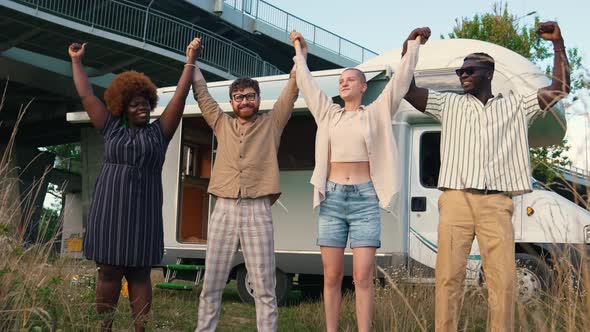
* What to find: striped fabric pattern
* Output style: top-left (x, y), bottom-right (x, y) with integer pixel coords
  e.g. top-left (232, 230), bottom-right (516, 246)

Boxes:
top-left (83, 113), bottom-right (170, 267)
top-left (425, 90), bottom-right (542, 194)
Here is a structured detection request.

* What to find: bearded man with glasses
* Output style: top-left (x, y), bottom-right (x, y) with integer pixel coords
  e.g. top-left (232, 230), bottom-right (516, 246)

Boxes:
top-left (189, 37), bottom-right (299, 332)
top-left (403, 22), bottom-right (570, 332)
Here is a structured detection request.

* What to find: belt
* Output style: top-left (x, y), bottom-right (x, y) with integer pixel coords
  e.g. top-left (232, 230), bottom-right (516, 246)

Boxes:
top-left (460, 188), bottom-right (505, 195)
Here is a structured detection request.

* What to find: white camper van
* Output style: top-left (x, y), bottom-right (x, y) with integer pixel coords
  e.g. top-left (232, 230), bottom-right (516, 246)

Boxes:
top-left (67, 39), bottom-right (590, 304)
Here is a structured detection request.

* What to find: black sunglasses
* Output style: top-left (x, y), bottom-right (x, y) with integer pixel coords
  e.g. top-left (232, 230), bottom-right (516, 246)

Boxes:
top-left (232, 92), bottom-right (258, 102)
top-left (455, 66), bottom-right (489, 77)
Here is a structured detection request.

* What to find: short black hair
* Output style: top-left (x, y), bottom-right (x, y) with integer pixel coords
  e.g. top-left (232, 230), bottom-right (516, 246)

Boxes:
top-left (464, 52), bottom-right (495, 71)
top-left (229, 77), bottom-right (260, 99)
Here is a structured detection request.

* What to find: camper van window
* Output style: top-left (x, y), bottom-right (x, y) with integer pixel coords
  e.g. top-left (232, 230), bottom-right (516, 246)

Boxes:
top-left (277, 114), bottom-right (316, 170)
top-left (420, 132), bottom-right (441, 188)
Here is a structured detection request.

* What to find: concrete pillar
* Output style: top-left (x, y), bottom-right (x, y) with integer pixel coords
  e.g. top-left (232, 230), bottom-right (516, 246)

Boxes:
top-left (80, 127), bottom-right (104, 226)
top-left (61, 193), bottom-right (84, 258)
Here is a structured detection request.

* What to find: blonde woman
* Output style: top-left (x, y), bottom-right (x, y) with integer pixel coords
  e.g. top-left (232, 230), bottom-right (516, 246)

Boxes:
top-left (290, 28), bottom-right (429, 332)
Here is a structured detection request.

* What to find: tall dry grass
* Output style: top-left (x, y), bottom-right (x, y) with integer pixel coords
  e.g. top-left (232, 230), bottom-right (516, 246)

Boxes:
top-left (291, 248), bottom-right (590, 332)
top-left (0, 84), bottom-right (99, 331)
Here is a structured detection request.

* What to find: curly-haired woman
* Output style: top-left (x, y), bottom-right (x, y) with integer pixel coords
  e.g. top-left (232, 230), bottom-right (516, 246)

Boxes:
top-left (68, 38), bottom-right (200, 331)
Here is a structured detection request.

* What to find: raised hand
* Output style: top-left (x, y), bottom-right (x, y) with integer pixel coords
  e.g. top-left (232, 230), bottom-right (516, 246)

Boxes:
top-left (402, 27), bottom-right (430, 56)
top-left (536, 21), bottom-right (563, 43)
top-left (186, 37), bottom-right (203, 64)
top-left (68, 42), bottom-right (87, 62)
top-left (536, 21), bottom-right (569, 110)
top-left (408, 27), bottom-right (431, 44)
top-left (289, 30), bottom-right (308, 60)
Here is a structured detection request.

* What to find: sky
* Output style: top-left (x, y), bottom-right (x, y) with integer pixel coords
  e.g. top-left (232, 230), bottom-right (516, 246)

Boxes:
top-left (265, 0), bottom-right (590, 170)
top-left (265, 0), bottom-right (589, 60)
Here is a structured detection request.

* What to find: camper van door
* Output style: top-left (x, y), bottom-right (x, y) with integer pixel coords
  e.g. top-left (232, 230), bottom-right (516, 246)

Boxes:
top-left (407, 126), bottom-right (481, 280)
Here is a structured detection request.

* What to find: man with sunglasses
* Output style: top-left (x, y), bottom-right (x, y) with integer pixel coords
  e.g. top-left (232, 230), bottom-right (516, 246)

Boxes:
top-left (189, 38), bottom-right (299, 332)
top-left (403, 22), bottom-right (570, 331)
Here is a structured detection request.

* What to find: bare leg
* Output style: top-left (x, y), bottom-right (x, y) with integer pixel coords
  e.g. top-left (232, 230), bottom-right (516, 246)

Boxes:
top-left (96, 264), bottom-right (124, 332)
top-left (125, 267), bottom-right (152, 332)
top-left (352, 247), bottom-right (377, 332)
top-left (320, 246), bottom-right (345, 332)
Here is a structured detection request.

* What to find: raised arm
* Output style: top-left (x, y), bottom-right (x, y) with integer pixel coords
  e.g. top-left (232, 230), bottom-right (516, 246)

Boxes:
top-left (191, 43), bottom-right (227, 132)
top-left (402, 28), bottom-right (431, 112)
top-left (373, 27), bottom-right (429, 116)
top-left (536, 21), bottom-right (570, 111)
top-left (269, 65), bottom-right (299, 129)
top-left (158, 37), bottom-right (201, 140)
top-left (68, 43), bottom-right (109, 130)
top-left (290, 30), bottom-right (338, 124)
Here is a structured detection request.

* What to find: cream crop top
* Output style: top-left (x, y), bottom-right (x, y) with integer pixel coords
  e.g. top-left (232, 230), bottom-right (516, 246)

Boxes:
top-left (330, 110), bottom-right (369, 162)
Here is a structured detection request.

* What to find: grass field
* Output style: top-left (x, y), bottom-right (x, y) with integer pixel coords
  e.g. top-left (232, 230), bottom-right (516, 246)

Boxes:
top-left (1, 247), bottom-right (589, 332)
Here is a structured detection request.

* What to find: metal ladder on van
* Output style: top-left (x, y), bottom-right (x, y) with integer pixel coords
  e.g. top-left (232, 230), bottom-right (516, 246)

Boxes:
top-left (155, 258), bottom-right (205, 291)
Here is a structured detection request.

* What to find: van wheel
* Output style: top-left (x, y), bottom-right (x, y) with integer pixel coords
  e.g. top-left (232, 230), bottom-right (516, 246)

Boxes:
top-left (236, 266), bottom-right (292, 306)
top-left (515, 253), bottom-right (551, 303)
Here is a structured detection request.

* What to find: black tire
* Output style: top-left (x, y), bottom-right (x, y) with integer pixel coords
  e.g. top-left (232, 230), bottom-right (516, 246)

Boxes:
top-left (515, 253), bottom-right (551, 303)
top-left (236, 266), bottom-right (293, 306)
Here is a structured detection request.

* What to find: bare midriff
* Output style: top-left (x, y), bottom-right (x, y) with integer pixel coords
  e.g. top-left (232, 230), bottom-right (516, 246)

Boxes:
top-left (328, 161), bottom-right (371, 184)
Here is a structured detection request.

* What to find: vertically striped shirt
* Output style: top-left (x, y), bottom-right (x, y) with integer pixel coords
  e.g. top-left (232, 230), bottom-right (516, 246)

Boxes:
top-left (425, 90), bottom-right (542, 194)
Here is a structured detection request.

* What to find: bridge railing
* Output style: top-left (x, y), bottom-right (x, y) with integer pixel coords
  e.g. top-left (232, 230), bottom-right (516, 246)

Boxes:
top-left (14, 0), bottom-right (284, 77)
top-left (223, 0), bottom-right (377, 63)
top-left (554, 164), bottom-right (590, 180)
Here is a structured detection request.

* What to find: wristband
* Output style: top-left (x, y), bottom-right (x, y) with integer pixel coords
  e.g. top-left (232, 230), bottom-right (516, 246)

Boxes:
top-left (185, 63), bottom-right (196, 67)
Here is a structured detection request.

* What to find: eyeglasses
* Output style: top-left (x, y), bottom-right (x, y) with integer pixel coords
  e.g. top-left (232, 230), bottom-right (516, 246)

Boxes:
top-left (455, 66), bottom-right (489, 77)
top-left (128, 101), bottom-right (150, 108)
top-left (232, 92), bottom-right (257, 102)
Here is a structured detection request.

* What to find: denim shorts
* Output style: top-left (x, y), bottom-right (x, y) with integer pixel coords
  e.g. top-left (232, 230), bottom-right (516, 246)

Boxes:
top-left (317, 180), bottom-right (381, 248)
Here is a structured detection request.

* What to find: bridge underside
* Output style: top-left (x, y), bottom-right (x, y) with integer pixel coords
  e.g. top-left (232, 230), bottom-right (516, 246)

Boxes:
top-left (0, 5), bottom-right (228, 147)
top-left (0, 0), bottom-right (363, 147)
top-left (139, 0), bottom-right (353, 72)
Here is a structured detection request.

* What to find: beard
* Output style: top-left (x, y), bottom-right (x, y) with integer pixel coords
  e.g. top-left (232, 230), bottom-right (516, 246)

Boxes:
top-left (233, 104), bottom-right (258, 119)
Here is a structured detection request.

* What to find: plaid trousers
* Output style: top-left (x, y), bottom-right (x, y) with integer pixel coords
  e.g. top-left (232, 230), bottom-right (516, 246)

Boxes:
top-left (196, 197), bottom-right (277, 332)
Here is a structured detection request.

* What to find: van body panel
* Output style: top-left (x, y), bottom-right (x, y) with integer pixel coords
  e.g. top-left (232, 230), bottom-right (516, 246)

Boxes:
top-left (67, 39), bottom-right (584, 285)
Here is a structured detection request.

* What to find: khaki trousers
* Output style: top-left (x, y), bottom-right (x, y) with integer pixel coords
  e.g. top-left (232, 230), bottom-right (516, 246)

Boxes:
top-left (435, 190), bottom-right (515, 332)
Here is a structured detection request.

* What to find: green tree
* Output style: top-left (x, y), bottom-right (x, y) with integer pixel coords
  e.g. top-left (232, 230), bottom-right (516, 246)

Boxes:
top-left (39, 143), bottom-right (81, 244)
top-left (44, 143), bottom-right (81, 173)
top-left (445, 2), bottom-right (584, 184)
top-left (446, 4), bottom-right (548, 63)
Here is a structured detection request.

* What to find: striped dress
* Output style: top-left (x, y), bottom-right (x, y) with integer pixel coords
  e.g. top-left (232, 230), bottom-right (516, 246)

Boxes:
top-left (83, 113), bottom-right (170, 267)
